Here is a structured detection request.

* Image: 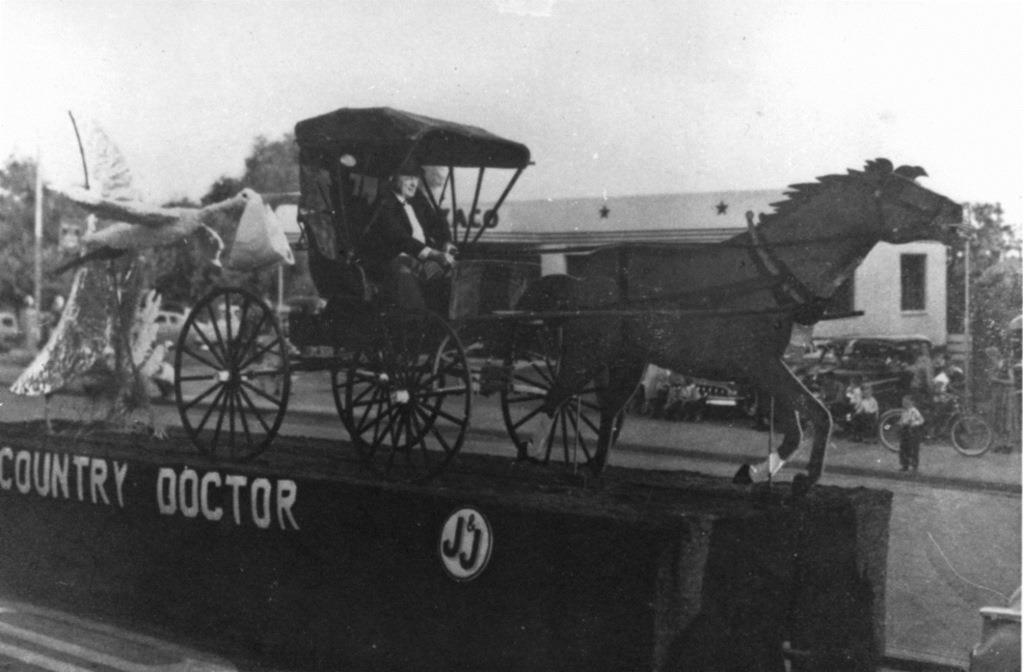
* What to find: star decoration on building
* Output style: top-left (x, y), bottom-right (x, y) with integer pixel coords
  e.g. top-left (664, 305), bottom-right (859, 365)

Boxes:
top-left (716, 201), bottom-right (728, 215)
top-left (599, 204), bottom-right (610, 218)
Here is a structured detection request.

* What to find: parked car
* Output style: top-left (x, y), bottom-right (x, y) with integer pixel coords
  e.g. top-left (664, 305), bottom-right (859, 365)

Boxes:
top-left (801, 335), bottom-right (932, 411)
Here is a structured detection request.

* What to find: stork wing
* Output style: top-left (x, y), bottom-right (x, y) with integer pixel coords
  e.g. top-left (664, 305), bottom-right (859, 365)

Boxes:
top-left (54, 186), bottom-right (180, 228)
top-left (84, 122), bottom-right (139, 200)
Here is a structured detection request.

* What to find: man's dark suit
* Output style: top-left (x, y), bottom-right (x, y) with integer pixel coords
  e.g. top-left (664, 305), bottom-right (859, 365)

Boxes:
top-left (362, 192), bottom-right (451, 269)
top-left (362, 191), bottom-right (453, 311)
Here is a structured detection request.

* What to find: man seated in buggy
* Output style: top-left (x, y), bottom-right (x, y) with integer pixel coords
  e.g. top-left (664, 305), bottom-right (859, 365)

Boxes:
top-left (360, 159), bottom-right (458, 313)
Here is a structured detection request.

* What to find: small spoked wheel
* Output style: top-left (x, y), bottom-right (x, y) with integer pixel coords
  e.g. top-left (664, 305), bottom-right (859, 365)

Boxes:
top-left (877, 408), bottom-right (902, 453)
top-left (500, 322), bottom-right (622, 476)
top-left (950, 414), bottom-right (993, 456)
top-left (340, 312), bottom-right (471, 482)
top-left (173, 287), bottom-right (290, 460)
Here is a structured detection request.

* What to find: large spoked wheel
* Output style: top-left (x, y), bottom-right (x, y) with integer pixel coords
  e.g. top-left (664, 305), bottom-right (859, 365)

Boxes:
top-left (500, 321), bottom-right (623, 476)
top-left (877, 408), bottom-right (902, 453)
top-left (341, 312), bottom-right (471, 482)
top-left (950, 413), bottom-right (994, 456)
top-left (174, 287), bottom-right (290, 460)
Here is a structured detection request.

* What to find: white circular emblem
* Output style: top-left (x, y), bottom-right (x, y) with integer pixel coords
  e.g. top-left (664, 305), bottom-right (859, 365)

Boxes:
top-left (439, 507), bottom-right (493, 581)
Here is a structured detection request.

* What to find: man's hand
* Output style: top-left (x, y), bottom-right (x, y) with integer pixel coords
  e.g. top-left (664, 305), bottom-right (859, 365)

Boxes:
top-left (424, 248), bottom-right (452, 267)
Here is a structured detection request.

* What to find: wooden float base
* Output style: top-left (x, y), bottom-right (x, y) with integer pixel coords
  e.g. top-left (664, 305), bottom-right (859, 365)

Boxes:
top-left (0, 422), bottom-right (891, 671)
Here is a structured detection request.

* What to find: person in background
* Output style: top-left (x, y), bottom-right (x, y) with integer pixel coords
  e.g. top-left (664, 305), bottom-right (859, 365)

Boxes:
top-left (932, 357), bottom-right (951, 395)
top-left (844, 376), bottom-right (864, 414)
top-left (988, 345), bottom-right (1019, 452)
top-left (905, 343), bottom-right (935, 403)
top-left (850, 384), bottom-right (879, 442)
top-left (640, 364), bottom-right (670, 418)
top-left (819, 372), bottom-right (848, 418)
top-left (897, 394), bottom-right (925, 473)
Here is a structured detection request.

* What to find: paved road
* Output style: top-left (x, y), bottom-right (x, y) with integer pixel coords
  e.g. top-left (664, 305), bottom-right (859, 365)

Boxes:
top-left (0, 600), bottom-right (236, 672)
top-left (0, 368), bottom-right (1018, 670)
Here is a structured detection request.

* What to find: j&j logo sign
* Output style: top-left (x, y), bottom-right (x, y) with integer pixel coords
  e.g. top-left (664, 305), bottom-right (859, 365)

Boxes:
top-left (439, 507), bottom-right (493, 581)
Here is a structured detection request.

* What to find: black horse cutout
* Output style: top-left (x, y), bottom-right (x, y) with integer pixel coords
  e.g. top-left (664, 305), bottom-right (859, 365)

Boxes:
top-left (520, 159), bottom-right (963, 492)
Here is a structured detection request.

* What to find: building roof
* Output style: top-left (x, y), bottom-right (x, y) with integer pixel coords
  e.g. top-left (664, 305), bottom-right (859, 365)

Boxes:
top-left (275, 188), bottom-right (790, 249)
top-left (483, 189), bottom-right (787, 246)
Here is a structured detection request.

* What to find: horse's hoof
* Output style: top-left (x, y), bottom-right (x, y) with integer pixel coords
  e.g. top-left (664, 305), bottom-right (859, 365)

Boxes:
top-left (791, 473), bottom-right (812, 497)
top-left (732, 464), bottom-right (753, 485)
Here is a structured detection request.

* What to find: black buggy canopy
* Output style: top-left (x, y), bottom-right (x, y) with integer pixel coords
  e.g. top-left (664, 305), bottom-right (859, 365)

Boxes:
top-left (294, 106), bottom-right (531, 175)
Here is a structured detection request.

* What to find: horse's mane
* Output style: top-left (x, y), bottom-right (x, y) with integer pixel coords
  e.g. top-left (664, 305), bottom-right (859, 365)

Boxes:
top-left (759, 158), bottom-right (927, 225)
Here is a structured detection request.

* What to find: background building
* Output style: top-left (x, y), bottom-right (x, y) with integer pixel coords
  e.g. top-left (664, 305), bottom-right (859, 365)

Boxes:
top-left (480, 190), bottom-right (949, 345)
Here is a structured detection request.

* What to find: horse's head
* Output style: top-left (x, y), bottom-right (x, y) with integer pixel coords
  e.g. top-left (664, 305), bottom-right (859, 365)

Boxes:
top-left (866, 158), bottom-right (963, 245)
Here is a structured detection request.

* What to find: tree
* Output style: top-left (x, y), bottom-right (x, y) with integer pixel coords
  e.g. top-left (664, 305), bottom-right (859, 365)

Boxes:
top-left (0, 156), bottom-right (75, 310)
top-left (946, 203), bottom-right (1022, 395)
top-left (242, 134), bottom-right (299, 194)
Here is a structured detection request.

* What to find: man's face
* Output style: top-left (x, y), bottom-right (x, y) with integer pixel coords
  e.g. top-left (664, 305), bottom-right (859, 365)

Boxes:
top-left (395, 174), bottom-right (419, 200)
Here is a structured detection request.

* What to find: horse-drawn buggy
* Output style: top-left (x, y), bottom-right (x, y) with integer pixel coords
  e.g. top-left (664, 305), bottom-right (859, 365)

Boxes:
top-left (173, 106), bottom-right (966, 489)
top-left (172, 107), bottom-right (620, 482)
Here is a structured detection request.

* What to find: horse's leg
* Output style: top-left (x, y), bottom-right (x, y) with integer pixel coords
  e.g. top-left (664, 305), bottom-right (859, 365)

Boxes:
top-left (733, 358), bottom-right (832, 492)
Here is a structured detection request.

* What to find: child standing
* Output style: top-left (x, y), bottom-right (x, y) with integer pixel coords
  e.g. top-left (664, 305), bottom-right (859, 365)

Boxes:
top-left (897, 394), bottom-right (925, 472)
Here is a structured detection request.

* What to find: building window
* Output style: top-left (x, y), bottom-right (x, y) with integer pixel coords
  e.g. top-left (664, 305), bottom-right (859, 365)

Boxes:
top-left (828, 276), bottom-right (855, 315)
top-left (900, 254), bottom-right (927, 311)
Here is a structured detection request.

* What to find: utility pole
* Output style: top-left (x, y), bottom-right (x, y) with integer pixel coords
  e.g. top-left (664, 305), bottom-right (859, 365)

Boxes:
top-left (31, 142), bottom-right (43, 352)
top-left (963, 203), bottom-right (972, 409)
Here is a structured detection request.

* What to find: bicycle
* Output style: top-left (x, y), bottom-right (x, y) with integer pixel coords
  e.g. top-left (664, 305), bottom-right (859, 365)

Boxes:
top-left (877, 393), bottom-right (994, 456)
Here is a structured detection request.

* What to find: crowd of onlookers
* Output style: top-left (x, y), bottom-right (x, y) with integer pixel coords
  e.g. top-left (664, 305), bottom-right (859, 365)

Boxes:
top-left (626, 332), bottom-right (1022, 456)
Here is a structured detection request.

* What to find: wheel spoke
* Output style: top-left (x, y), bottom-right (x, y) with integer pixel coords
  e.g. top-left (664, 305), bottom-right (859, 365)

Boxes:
top-left (179, 343), bottom-right (222, 370)
top-left (529, 361), bottom-right (554, 384)
top-left (432, 406), bottom-right (467, 427)
top-left (236, 385), bottom-right (274, 435)
top-left (236, 333), bottom-right (281, 371)
top-left (350, 380), bottom-right (378, 405)
top-left (505, 392), bottom-right (547, 403)
top-left (227, 386), bottom-right (238, 457)
top-left (355, 386), bottom-right (387, 434)
top-left (373, 402), bottom-right (400, 448)
top-left (182, 381), bottom-right (224, 412)
top-left (232, 388), bottom-right (255, 448)
top-left (578, 408), bottom-right (601, 435)
top-left (211, 385), bottom-right (230, 452)
top-left (178, 373), bottom-right (220, 383)
top-left (187, 321), bottom-right (226, 368)
top-left (560, 408), bottom-right (570, 463)
top-left (565, 408), bottom-right (593, 460)
top-left (415, 384), bottom-right (469, 400)
top-left (512, 404), bottom-right (546, 430)
top-left (239, 379), bottom-right (283, 407)
top-left (409, 412), bottom-right (434, 472)
top-left (193, 385), bottom-right (227, 434)
top-left (414, 405), bottom-right (454, 456)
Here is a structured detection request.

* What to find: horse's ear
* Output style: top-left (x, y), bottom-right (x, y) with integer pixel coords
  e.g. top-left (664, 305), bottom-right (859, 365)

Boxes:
top-left (864, 158), bottom-right (894, 175)
top-left (894, 165), bottom-right (928, 180)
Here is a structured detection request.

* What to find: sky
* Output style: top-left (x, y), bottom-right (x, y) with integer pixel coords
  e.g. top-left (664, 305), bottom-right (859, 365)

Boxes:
top-left (1, 0), bottom-right (1022, 224)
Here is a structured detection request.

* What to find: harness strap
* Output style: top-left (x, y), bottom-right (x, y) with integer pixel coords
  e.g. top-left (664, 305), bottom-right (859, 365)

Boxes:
top-left (745, 211), bottom-right (830, 324)
top-left (746, 210), bottom-right (814, 303)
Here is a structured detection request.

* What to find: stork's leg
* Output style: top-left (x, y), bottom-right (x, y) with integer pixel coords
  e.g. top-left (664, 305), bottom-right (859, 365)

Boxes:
top-left (733, 358), bottom-right (832, 492)
top-left (44, 393), bottom-right (53, 434)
